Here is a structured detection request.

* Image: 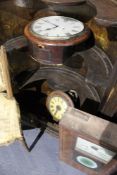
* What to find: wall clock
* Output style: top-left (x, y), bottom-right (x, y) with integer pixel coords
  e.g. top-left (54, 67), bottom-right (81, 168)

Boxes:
top-left (24, 16), bottom-right (90, 64)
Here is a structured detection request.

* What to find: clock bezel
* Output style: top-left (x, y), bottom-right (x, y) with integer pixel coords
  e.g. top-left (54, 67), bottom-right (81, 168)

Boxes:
top-left (41, 0), bottom-right (86, 5)
top-left (46, 90), bottom-right (74, 120)
top-left (24, 16), bottom-right (91, 46)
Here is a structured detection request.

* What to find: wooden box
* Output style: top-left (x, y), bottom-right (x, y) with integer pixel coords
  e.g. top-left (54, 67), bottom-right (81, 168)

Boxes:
top-left (59, 107), bottom-right (117, 175)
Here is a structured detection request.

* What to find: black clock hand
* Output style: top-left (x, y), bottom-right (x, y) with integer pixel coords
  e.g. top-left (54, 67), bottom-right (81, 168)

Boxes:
top-left (53, 105), bottom-right (61, 117)
top-left (45, 26), bottom-right (58, 31)
top-left (43, 20), bottom-right (58, 28)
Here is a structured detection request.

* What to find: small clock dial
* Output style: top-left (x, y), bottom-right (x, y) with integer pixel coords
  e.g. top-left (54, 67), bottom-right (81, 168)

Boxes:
top-left (49, 96), bottom-right (68, 120)
top-left (46, 90), bottom-right (74, 121)
top-left (30, 16), bottom-right (84, 40)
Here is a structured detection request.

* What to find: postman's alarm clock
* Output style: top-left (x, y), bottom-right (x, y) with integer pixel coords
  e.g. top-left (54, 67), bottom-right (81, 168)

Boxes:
top-left (24, 16), bottom-right (90, 65)
top-left (46, 90), bottom-right (74, 121)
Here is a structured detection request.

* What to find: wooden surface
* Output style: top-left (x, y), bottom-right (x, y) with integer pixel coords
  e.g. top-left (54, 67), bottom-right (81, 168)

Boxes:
top-left (0, 46), bottom-right (13, 98)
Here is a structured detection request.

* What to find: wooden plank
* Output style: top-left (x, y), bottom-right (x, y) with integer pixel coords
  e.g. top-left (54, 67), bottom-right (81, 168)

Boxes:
top-left (0, 46), bottom-right (13, 98)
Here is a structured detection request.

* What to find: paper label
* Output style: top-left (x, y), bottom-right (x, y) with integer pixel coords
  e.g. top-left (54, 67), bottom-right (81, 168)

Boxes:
top-left (75, 137), bottom-right (116, 164)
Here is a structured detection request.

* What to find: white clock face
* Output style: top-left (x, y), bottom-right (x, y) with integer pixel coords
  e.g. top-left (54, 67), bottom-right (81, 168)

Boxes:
top-left (30, 16), bottom-right (84, 40)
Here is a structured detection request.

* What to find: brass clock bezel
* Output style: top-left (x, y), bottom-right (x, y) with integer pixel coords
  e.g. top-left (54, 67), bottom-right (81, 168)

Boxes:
top-left (24, 16), bottom-right (91, 46)
top-left (41, 0), bottom-right (86, 5)
top-left (46, 90), bottom-right (74, 121)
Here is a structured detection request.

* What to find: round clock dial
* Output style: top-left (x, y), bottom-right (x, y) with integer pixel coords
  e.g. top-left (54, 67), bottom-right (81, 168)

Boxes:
top-left (30, 16), bottom-right (84, 40)
top-left (46, 90), bottom-right (74, 121)
top-left (41, 0), bottom-right (86, 5)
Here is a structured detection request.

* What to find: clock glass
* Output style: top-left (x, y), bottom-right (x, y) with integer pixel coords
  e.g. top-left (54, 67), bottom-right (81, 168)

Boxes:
top-left (30, 16), bottom-right (84, 40)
